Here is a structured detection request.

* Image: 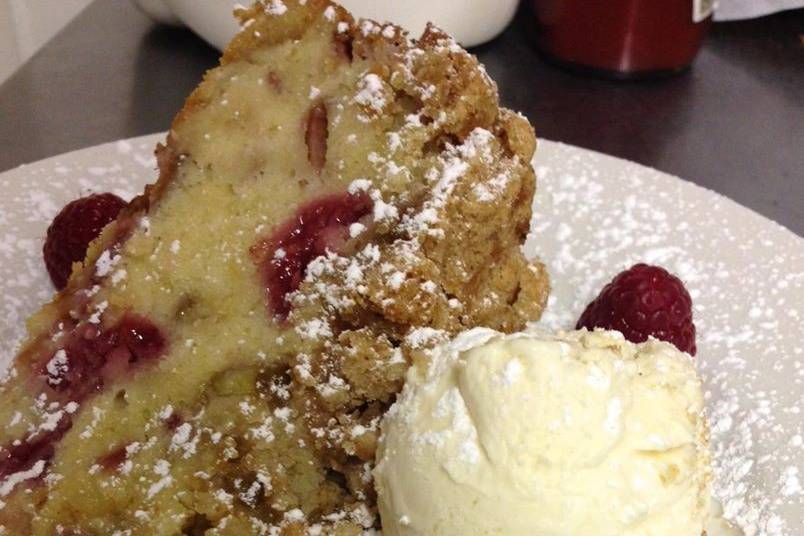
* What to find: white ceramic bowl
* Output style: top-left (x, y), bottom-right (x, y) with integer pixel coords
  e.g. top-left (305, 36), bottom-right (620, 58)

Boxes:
top-left (133, 0), bottom-right (520, 49)
top-left (337, 0), bottom-right (519, 47)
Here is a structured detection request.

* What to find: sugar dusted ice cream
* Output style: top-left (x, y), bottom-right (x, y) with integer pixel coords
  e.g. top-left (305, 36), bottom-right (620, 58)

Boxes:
top-left (374, 328), bottom-right (712, 535)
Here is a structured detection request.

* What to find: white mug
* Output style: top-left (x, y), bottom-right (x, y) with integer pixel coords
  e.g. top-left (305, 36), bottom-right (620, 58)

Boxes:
top-left (133, 0), bottom-right (520, 49)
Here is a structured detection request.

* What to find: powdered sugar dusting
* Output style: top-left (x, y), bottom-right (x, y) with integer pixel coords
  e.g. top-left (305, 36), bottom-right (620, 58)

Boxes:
top-left (527, 142), bottom-right (803, 535)
top-left (262, 0), bottom-right (287, 16)
top-left (0, 460), bottom-right (46, 497)
top-left (353, 73), bottom-right (387, 121)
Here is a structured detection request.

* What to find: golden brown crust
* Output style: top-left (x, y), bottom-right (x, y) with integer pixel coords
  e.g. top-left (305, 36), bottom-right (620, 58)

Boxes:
top-left (227, 0), bottom-right (338, 64)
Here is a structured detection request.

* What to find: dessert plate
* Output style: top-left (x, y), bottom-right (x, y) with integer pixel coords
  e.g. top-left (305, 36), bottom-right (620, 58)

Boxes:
top-left (0, 134), bottom-right (801, 534)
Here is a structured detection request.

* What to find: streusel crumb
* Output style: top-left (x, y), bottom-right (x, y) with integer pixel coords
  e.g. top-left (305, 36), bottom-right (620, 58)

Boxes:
top-left (0, 1), bottom-right (548, 533)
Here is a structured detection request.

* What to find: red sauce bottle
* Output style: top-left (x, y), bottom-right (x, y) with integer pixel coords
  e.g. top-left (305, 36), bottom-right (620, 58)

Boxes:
top-left (532, 0), bottom-right (714, 78)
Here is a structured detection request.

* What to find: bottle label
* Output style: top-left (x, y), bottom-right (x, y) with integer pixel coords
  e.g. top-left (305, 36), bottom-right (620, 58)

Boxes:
top-left (693, 0), bottom-right (716, 22)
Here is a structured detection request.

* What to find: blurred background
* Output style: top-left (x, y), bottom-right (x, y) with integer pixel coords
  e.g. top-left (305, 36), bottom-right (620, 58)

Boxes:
top-left (0, 0), bottom-right (92, 84)
top-left (2, 0), bottom-right (802, 83)
top-left (0, 0), bottom-right (802, 233)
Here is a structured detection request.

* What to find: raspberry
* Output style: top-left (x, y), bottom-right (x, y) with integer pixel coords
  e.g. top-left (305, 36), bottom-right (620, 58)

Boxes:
top-left (576, 263), bottom-right (697, 355)
top-left (43, 193), bottom-right (126, 289)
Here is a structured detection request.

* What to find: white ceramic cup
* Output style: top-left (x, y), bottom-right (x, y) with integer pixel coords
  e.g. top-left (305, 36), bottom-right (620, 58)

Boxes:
top-left (133, 0), bottom-right (520, 49)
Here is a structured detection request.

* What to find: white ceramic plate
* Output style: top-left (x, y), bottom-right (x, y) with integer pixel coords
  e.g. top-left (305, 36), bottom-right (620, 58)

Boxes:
top-left (0, 134), bottom-right (801, 534)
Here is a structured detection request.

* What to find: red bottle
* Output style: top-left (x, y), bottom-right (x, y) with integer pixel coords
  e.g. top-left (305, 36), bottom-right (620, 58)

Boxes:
top-left (533, 0), bottom-right (714, 78)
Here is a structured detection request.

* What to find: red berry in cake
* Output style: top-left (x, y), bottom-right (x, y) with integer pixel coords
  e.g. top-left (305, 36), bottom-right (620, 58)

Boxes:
top-left (576, 263), bottom-right (697, 355)
top-left (8, 313), bottom-right (169, 481)
top-left (253, 191), bottom-right (372, 319)
top-left (0, 419), bottom-right (70, 479)
top-left (40, 313), bottom-right (167, 402)
top-left (97, 445), bottom-right (128, 473)
top-left (43, 193), bottom-right (127, 289)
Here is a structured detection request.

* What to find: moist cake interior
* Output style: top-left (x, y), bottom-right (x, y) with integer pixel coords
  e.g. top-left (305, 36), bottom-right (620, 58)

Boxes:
top-left (0, 1), bottom-right (549, 533)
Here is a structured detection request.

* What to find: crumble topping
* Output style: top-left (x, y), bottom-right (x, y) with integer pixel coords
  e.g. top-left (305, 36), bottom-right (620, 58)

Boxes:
top-left (2, 0), bottom-right (546, 533)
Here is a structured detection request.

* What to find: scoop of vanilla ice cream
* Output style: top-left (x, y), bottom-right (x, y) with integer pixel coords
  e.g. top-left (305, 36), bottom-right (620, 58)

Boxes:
top-left (374, 328), bottom-right (712, 535)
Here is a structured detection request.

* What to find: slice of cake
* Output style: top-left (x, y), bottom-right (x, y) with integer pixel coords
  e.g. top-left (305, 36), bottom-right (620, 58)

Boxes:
top-left (0, 1), bottom-right (549, 533)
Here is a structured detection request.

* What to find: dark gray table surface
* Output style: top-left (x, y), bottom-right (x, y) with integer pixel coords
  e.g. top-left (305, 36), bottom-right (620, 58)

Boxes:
top-left (1, 1), bottom-right (802, 235)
